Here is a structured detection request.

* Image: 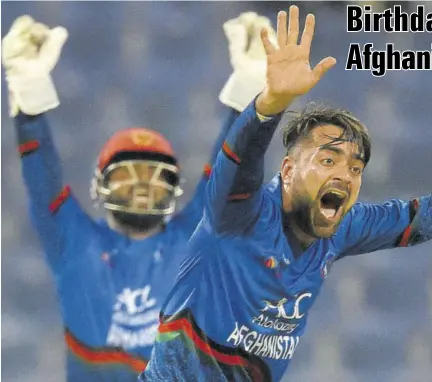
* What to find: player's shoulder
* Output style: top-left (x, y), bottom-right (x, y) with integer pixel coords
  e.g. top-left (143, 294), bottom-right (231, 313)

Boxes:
top-left (332, 203), bottom-right (366, 244)
top-left (335, 202), bottom-right (366, 232)
top-left (165, 213), bottom-right (194, 235)
top-left (90, 217), bottom-right (122, 243)
top-left (332, 200), bottom-right (382, 248)
top-left (262, 173), bottom-right (283, 213)
top-left (347, 201), bottom-right (368, 218)
top-left (55, 190), bottom-right (98, 226)
top-left (232, 174), bottom-right (282, 235)
top-left (264, 173), bottom-right (282, 201)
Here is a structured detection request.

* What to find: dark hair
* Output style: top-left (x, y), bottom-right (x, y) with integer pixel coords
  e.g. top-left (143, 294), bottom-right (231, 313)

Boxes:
top-left (281, 103), bottom-right (372, 165)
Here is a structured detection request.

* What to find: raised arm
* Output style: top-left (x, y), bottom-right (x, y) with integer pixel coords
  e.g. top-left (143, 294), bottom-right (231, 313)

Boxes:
top-left (172, 108), bottom-right (239, 233)
top-left (205, 7), bottom-right (337, 234)
top-left (2, 16), bottom-right (93, 271)
top-left (174, 13), bottom-right (273, 233)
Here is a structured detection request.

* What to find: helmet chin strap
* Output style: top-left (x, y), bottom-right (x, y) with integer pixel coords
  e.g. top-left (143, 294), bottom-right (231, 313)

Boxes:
top-left (107, 210), bottom-right (165, 238)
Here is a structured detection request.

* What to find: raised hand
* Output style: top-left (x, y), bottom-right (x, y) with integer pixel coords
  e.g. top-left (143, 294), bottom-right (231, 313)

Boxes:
top-left (2, 15), bottom-right (68, 116)
top-left (256, 6), bottom-right (336, 116)
top-left (219, 11), bottom-right (277, 112)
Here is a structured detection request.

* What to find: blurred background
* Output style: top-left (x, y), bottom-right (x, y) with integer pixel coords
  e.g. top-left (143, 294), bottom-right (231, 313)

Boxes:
top-left (2, 1), bottom-right (431, 381)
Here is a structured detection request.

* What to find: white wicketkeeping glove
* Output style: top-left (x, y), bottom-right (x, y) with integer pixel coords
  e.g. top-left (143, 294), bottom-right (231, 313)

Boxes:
top-left (219, 12), bottom-right (277, 112)
top-left (2, 15), bottom-right (68, 117)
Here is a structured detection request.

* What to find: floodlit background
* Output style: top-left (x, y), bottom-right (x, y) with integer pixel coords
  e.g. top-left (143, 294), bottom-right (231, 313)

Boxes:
top-left (2, 2), bottom-right (431, 381)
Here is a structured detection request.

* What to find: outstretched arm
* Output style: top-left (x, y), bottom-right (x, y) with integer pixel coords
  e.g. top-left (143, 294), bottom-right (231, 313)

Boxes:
top-left (205, 7), bottom-right (336, 235)
top-left (336, 195), bottom-right (432, 258)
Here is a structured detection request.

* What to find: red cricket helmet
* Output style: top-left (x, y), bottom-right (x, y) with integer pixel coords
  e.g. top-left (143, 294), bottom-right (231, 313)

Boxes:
top-left (91, 127), bottom-right (182, 216)
top-left (97, 128), bottom-right (177, 172)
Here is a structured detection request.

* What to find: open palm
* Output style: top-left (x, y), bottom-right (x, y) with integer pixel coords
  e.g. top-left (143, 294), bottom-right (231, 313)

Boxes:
top-left (261, 6), bottom-right (336, 99)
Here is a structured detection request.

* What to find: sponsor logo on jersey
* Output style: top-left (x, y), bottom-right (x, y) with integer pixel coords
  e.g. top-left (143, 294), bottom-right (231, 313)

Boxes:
top-left (227, 291), bottom-right (312, 359)
top-left (106, 286), bottom-right (159, 349)
top-left (252, 292), bottom-right (312, 334)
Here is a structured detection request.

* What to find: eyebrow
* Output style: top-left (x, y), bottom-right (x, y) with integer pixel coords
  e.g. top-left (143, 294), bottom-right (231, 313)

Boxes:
top-left (319, 144), bottom-right (365, 164)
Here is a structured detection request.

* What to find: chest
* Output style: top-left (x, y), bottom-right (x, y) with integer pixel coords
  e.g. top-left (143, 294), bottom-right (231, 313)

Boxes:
top-left (215, 234), bottom-right (339, 368)
top-left (221, 229), bottom-right (339, 329)
top-left (61, 232), bottom-right (186, 348)
top-left (61, 229), bottom-right (187, 307)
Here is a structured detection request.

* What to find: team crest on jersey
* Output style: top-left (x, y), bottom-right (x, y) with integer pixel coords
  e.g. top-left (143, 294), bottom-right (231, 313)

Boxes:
top-left (320, 251), bottom-right (337, 279)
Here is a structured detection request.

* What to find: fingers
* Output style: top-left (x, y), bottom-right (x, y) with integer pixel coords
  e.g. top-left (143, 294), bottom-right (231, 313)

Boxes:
top-left (8, 15), bottom-right (35, 37)
top-left (300, 13), bottom-right (315, 53)
top-left (238, 12), bottom-right (259, 30)
top-left (2, 15), bottom-right (36, 63)
top-left (312, 56), bottom-right (337, 79)
top-left (287, 6), bottom-right (299, 45)
top-left (260, 28), bottom-right (276, 55)
top-left (39, 26), bottom-right (68, 70)
top-left (2, 15), bottom-right (67, 72)
top-left (278, 6), bottom-right (310, 47)
top-left (30, 22), bottom-right (50, 45)
top-left (276, 10), bottom-right (287, 47)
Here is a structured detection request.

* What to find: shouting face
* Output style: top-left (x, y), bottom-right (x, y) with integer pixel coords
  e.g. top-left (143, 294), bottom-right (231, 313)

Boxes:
top-left (281, 124), bottom-right (365, 239)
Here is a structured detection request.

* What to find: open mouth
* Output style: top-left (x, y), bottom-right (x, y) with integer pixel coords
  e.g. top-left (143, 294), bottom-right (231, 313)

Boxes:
top-left (319, 190), bottom-right (347, 220)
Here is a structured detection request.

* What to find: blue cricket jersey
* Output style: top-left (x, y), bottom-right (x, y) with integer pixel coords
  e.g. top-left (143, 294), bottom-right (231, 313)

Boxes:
top-left (140, 100), bottom-right (432, 382)
top-left (14, 109), bottom-right (236, 381)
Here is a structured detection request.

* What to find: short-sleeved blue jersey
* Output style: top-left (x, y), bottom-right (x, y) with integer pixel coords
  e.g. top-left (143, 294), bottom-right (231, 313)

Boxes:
top-left (14, 110), bottom-right (236, 381)
top-left (140, 100), bottom-right (432, 382)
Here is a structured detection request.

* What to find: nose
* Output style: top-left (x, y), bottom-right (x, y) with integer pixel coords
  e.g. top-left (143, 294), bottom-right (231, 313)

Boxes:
top-left (332, 168), bottom-right (352, 191)
top-left (134, 186), bottom-right (149, 195)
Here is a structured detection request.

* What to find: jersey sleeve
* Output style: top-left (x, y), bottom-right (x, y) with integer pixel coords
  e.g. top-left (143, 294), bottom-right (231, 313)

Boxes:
top-left (172, 109), bottom-right (239, 236)
top-left (335, 195), bottom-right (432, 258)
top-left (204, 99), bottom-right (282, 235)
top-left (15, 112), bottom-right (95, 273)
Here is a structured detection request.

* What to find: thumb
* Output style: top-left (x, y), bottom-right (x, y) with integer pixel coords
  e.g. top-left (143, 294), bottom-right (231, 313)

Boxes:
top-left (312, 56), bottom-right (337, 81)
top-left (39, 26), bottom-right (68, 71)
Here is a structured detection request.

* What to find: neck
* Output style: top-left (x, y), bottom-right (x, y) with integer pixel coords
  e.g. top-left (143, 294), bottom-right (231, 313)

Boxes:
top-left (127, 225), bottom-right (163, 240)
top-left (282, 213), bottom-right (316, 253)
top-left (107, 213), bottom-right (164, 240)
top-left (281, 187), bottom-right (316, 253)
top-left (289, 220), bottom-right (316, 249)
